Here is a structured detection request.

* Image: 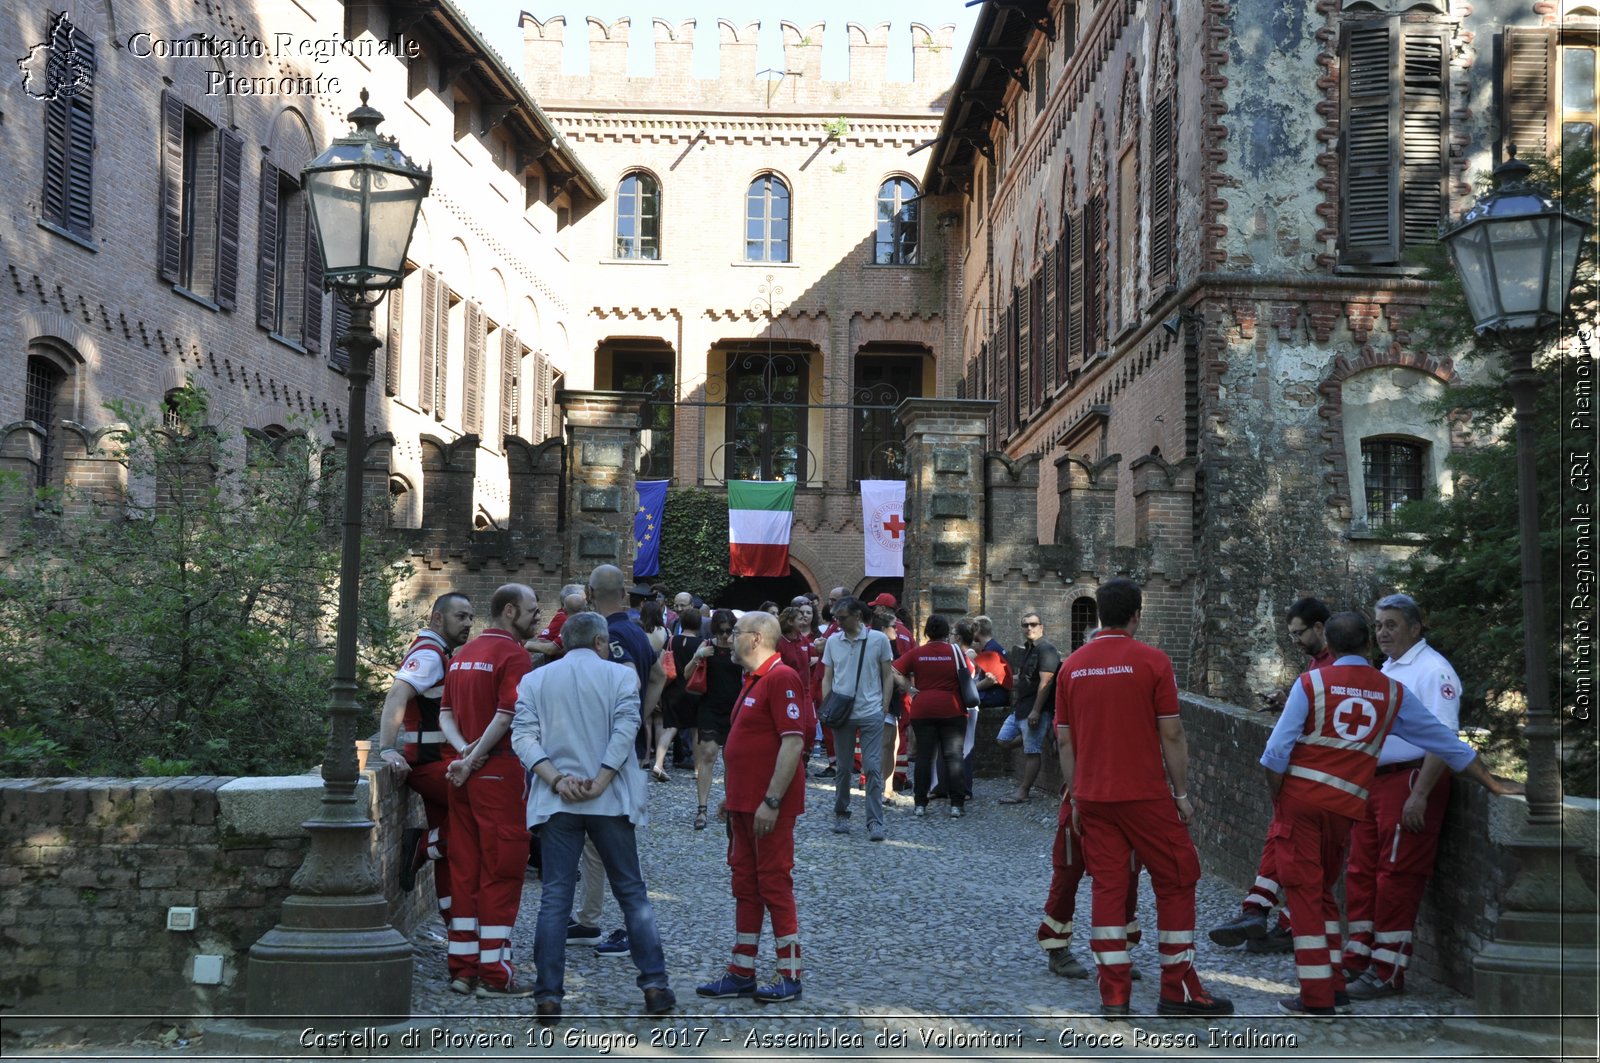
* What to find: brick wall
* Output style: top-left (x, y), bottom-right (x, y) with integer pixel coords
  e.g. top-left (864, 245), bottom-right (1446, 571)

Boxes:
top-left (0, 763), bottom-right (433, 1015)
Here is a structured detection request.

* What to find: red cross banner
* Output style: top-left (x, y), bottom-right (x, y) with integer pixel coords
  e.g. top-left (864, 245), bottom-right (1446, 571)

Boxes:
top-left (861, 479), bottom-right (907, 578)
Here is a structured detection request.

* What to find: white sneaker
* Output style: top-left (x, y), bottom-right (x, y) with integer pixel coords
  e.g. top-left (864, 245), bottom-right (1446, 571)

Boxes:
top-left (950, 806), bottom-right (964, 818)
top-left (913, 806), bottom-right (926, 817)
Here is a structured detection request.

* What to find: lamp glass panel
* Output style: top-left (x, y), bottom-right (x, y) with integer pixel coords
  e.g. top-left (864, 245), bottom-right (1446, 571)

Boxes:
top-left (1548, 216), bottom-right (1590, 315)
top-left (366, 171), bottom-right (427, 278)
top-left (1448, 223), bottom-right (1499, 327)
top-left (1488, 217), bottom-right (1552, 316)
top-left (306, 168), bottom-right (366, 273)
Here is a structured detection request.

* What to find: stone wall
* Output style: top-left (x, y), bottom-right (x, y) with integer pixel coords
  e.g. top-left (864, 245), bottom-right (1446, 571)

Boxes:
top-left (0, 763), bottom-right (433, 1015)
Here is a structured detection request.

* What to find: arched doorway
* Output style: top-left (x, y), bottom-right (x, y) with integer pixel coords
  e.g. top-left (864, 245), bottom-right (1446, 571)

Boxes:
top-left (718, 566), bottom-right (814, 612)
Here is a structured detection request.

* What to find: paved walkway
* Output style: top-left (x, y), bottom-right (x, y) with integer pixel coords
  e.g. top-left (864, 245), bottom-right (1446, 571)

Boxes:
top-left (388, 761), bottom-right (1527, 1060)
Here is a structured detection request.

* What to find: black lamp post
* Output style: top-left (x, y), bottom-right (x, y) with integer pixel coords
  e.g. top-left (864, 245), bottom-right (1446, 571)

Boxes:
top-left (246, 90), bottom-right (430, 1022)
top-left (1440, 152), bottom-right (1596, 1020)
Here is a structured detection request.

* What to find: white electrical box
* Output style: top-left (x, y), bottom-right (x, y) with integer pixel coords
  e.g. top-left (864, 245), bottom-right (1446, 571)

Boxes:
top-left (192, 955), bottom-right (223, 985)
top-left (166, 906), bottom-right (198, 931)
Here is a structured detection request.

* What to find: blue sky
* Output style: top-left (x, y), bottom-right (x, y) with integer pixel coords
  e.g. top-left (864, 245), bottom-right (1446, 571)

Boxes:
top-left (459, 2), bottom-right (980, 82)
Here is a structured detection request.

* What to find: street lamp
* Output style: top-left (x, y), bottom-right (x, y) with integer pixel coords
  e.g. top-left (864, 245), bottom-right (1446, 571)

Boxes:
top-left (246, 90), bottom-right (430, 1022)
top-left (1440, 152), bottom-right (1596, 1020)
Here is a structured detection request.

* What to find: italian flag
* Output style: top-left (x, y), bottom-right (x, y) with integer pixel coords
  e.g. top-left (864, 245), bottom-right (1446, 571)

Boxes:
top-left (728, 481), bottom-right (795, 577)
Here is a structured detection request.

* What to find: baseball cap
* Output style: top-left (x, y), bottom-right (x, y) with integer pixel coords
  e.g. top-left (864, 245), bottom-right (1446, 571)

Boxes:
top-left (868, 593), bottom-right (898, 608)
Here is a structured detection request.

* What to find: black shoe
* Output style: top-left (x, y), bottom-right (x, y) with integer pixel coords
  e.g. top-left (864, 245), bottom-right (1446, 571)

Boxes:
top-left (1246, 925), bottom-right (1293, 954)
top-left (816, 765), bottom-right (837, 779)
top-left (1208, 910), bottom-right (1268, 947)
top-left (566, 920), bottom-right (601, 942)
top-left (643, 987), bottom-right (676, 1016)
top-left (399, 827), bottom-right (427, 892)
top-left (536, 999), bottom-right (562, 1026)
top-left (476, 980), bottom-right (537, 999)
top-left (1277, 994), bottom-right (1335, 1020)
top-left (1100, 1003), bottom-right (1131, 1020)
top-left (1157, 992), bottom-right (1234, 1017)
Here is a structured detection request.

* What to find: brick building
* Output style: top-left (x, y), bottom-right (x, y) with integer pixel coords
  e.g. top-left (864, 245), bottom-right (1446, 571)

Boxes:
top-left (2, 0), bottom-right (598, 541)
top-left (922, 0), bottom-right (1597, 701)
top-left (519, 14), bottom-right (958, 605)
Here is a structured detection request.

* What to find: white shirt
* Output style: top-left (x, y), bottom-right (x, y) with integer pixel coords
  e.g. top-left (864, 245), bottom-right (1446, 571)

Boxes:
top-left (393, 633), bottom-right (446, 696)
top-left (1378, 638), bottom-right (1462, 766)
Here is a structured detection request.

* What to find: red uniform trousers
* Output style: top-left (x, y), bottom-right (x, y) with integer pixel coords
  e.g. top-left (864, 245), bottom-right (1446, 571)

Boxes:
top-left (1238, 809), bottom-right (1293, 931)
top-left (1268, 793), bottom-right (1353, 1010)
top-left (446, 754), bottom-right (529, 990)
top-left (1038, 801), bottom-right (1141, 951)
top-left (1342, 765), bottom-right (1450, 987)
top-left (1077, 798), bottom-right (1206, 1007)
top-left (725, 811), bottom-right (802, 982)
top-left (406, 759), bottom-right (453, 919)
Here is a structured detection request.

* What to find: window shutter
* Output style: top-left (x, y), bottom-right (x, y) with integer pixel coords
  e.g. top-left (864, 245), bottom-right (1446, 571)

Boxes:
top-left (329, 300), bottom-right (352, 371)
top-left (1068, 209), bottom-right (1086, 370)
top-left (1503, 27), bottom-right (1557, 161)
top-left (158, 90), bottom-right (185, 283)
top-left (463, 301), bottom-right (485, 438)
top-left (1054, 234), bottom-right (1070, 387)
top-left (257, 162), bottom-right (280, 329)
top-left (533, 349), bottom-right (551, 440)
top-left (1148, 95), bottom-right (1174, 291)
top-left (1043, 245), bottom-right (1058, 393)
top-left (1017, 280), bottom-right (1032, 416)
top-left (499, 327), bottom-right (519, 446)
top-left (42, 95), bottom-right (69, 227)
top-left (1340, 20), bottom-right (1399, 264)
top-left (1085, 195), bottom-right (1105, 355)
top-left (385, 282), bottom-right (404, 396)
top-left (965, 353), bottom-right (978, 408)
top-left (996, 305), bottom-right (1011, 440)
top-left (215, 128), bottom-right (242, 309)
top-left (1400, 29), bottom-right (1448, 251)
top-left (1030, 269), bottom-right (1045, 410)
top-left (418, 270), bottom-right (437, 413)
top-left (434, 285), bottom-right (451, 420)
top-left (1007, 292), bottom-right (1021, 437)
top-left (63, 42), bottom-right (95, 236)
top-left (303, 201), bottom-right (324, 353)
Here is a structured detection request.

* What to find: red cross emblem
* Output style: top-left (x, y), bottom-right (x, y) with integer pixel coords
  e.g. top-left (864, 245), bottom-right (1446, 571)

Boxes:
top-left (1440, 682), bottom-right (1457, 701)
top-left (882, 513), bottom-right (906, 540)
top-left (1332, 696), bottom-right (1378, 741)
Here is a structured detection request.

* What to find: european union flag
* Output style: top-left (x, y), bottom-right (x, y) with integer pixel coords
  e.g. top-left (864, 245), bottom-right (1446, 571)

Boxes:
top-left (633, 479), bottom-right (669, 579)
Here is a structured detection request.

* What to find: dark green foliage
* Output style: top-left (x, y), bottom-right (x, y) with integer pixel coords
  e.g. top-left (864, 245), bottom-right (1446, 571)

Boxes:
top-left (1387, 148), bottom-right (1597, 795)
top-left (0, 386), bottom-right (408, 777)
top-left (655, 487), bottom-right (732, 603)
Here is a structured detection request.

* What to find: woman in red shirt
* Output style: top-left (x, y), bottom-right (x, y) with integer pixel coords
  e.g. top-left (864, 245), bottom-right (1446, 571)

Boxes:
top-left (776, 608), bottom-right (815, 719)
top-left (891, 614), bottom-right (969, 818)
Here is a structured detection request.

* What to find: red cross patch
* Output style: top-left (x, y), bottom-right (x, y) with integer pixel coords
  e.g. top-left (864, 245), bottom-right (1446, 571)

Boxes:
top-left (1331, 696), bottom-right (1378, 742)
top-left (1439, 681), bottom-right (1457, 700)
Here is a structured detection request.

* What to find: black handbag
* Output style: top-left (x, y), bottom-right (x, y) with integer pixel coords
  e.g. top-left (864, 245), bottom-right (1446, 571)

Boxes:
top-left (819, 636), bottom-right (868, 729)
top-left (953, 644), bottom-right (981, 709)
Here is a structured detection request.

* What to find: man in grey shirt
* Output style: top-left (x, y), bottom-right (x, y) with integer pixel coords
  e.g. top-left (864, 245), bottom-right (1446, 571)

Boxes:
top-left (819, 596), bottom-right (896, 841)
top-left (511, 611), bottom-right (674, 1026)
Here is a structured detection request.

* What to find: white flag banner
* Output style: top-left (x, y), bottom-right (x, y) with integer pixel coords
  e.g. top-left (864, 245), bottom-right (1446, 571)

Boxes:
top-left (861, 479), bottom-right (907, 578)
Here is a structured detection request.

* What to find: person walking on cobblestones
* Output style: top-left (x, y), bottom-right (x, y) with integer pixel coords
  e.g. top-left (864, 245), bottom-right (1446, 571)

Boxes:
top-left (510, 610), bottom-right (675, 1026)
top-left (697, 611), bottom-right (812, 1004)
top-left (819, 597), bottom-right (895, 840)
top-left (1259, 610), bottom-right (1520, 1018)
top-left (379, 592), bottom-right (474, 913)
top-left (439, 584), bottom-right (540, 998)
top-left (1056, 578), bottom-right (1232, 1019)
top-left (999, 611), bottom-right (1061, 804)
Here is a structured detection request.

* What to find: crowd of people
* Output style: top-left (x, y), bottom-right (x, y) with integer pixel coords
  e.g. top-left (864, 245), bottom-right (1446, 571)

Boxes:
top-left (375, 571), bottom-right (1521, 1021)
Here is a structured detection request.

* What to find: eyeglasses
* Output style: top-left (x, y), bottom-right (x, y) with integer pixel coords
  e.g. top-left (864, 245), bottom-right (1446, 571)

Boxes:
top-left (1287, 625), bottom-right (1313, 639)
top-left (1022, 621), bottom-right (1042, 629)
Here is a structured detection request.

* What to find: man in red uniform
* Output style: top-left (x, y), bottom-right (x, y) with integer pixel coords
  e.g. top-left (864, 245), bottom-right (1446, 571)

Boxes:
top-left (1210, 596), bottom-right (1335, 953)
top-left (378, 592), bottom-right (475, 914)
top-left (1057, 578), bottom-right (1232, 1019)
top-left (439, 583), bottom-right (540, 997)
top-left (1259, 611), bottom-right (1520, 1017)
top-left (696, 611), bottom-right (812, 1004)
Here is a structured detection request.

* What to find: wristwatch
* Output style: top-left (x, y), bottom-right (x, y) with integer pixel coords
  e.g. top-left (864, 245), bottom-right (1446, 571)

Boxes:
top-left (762, 795), bottom-right (781, 810)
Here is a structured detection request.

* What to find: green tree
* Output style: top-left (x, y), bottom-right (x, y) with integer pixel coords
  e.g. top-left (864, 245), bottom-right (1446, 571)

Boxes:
top-left (0, 386), bottom-right (408, 777)
top-left (655, 487), bottom-right (732, 604)
top-left (1387, 148), bottom-right (1597, 794)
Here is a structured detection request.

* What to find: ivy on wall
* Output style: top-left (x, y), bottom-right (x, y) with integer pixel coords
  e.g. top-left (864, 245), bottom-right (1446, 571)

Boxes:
top-left (655, 487), bottom-right (731, 604)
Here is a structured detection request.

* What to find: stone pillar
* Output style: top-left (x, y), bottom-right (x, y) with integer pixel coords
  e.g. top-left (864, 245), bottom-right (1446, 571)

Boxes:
top-left (505, 436), bottom-right (564, 536)
top-left (61, 423), bottom-right (130, 520)
top-left (1129, 453), bottom-right (1197, 685)
top-left (1054, 452), bottom-right (1121, 577)
top-left (362, 433), bottom-right (394, 526)
top-left (557, 390), bottom-right (648, 580)
top-left (419, 435), bottom-right (480, 534)
top-left (897, 398), bottom-right (995, 625)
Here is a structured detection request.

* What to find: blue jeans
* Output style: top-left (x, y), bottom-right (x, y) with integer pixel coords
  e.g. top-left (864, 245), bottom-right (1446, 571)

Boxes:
top-left (534, 812), bottom-right (669, 1001)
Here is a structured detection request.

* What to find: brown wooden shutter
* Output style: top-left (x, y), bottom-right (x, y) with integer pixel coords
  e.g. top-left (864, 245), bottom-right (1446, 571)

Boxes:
top-left (1148, 95), bottom-right (1175, 291)
top-left (1341, 20), bottom-right (1399, 264)
top-left (42, 95), bottom-right (69, 227)
top-left (996, 305), bottom-right (1011, 440)
top-left (1086, 195), bottom-right (1105, 354)
top-left (158, 91), bottom-right (185, 283)
top-left (303, 200), bottom-right (324, 353)
top-left (1008, 291), bottom-right (1021, 436)
top-left (1503, 27), bottom-right (1557, 161)
top-left (1043, 245), bottom-right (1058, 394)
top-left (434, 286), bottom-right (451, 420)
top-left (965, 353), bottom-right (978, 408)
top-left (63, 41), bottom-right (95, 236)
top-left (215, 128), bottom-right (242, 310)
top-left (418, 270), bottom-right (437, 413)
top-left (329, 300), bottom-right (352, 371)
top-left (1400, 29), bottom-right (1448, 251)
top-left (1017, 280), bottom-right (1032, 416)
top-left (533, 349), bottom-right (551, 440)
top-left (385, 282), bottom-right (404, 396)
top-left (463, 302), bottom-right (485, 437)
top-left (1030, 269), bottom-right (1045, 410)
top-left (499, 327), bottom-right (518, 446)
top-left (257, 162), bottom-right (280, 329)
top-left (1067, 210), bottom-right (1086, 370)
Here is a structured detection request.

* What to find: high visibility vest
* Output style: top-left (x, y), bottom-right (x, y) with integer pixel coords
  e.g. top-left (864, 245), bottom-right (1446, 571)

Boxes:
top-left (399, 631), bottom-right (450, 764)
top-left (1281, 664), bottom-right (1402, 819)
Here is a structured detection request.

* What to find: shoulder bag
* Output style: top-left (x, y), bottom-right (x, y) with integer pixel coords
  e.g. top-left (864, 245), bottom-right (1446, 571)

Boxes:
top-left (953, 644), bottom-right (981, 709)
top-left (818, 635), bottom-right (868, 729)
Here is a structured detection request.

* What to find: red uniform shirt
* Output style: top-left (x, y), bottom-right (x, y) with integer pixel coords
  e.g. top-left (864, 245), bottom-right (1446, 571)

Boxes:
top-left (723, 654), bottom-right (811, 816)
top-left (1056, 629), bottom-right (1179, 802)
top-left (440, 629), bottom-right (533, 757)
top-left (775, 636), bottom-right (815, 715)
top-left (538, 610), bottom-right (568, 651)
top-left (892, 642), bottom-right (965, 719)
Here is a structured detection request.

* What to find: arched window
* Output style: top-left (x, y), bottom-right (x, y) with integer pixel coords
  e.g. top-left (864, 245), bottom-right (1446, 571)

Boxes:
top-left (1361, 437), bottom-right (1426, 530)
top-left (25, 352), bottom-right (73, 488)
top-left (744, 174), bottom-right (790, 263)
top-left (874, 177), bottom-right (920, 264)
top-left (1071, 596), bottom-right (1099, 650)
top-left (615, 171), bottom-right (661, 260)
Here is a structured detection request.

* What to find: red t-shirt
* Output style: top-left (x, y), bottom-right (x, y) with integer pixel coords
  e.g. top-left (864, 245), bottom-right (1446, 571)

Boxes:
top-left (723, 654), bottom-right (811, 816)
top-left (976, 647), bottom-right (1012, 691)
top-left (776, 636), bottom-right (815, 714)
top-left (1056, 629), bottom-right (1179, 802)
top-left (538, 610), bottom-right (568, 650)
top-left (440, 629), bottom-right (533, 757)
top-left (892, 642), bottom-right (965, 719)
